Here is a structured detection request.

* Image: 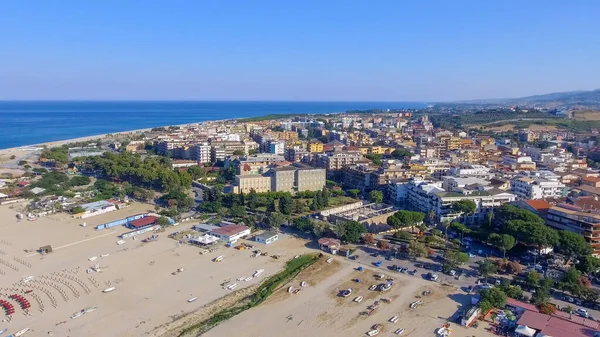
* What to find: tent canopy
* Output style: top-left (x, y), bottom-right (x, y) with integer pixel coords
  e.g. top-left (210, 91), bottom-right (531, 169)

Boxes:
top-left (190, 234), bottom-right (219, 245)
top-left (515, 325), bottom-right (537, 337)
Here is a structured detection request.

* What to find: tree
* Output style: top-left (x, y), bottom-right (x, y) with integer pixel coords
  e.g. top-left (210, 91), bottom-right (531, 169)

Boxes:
top-left (442, 221), bottom-right (452, 242)
top-left (478, 259), bottom-right (498, 278)
top-left (431, 229), bottom-right (442, 237)
top-left (485, 210), bottom-right (494, 229)
top-left (450, 222), bottom-right (471, 245)
top-left (348, 189), bottom-right (361, 199)
top-left (391, 148), bottom-right (412, 159)
top-left (363, 233), bottom-right (376, 245)
top-left (377, 240), bottom-right (390, 251)
top-left (428, 209), bottom-right (436, 225)
top-left (452, 200), bottom-right (477, 215)
top-left (506, 220), bottom-right (559, 249)
top-left (292, 217), bottom-right (313, 232)
top-left (444, 251), bottom-right (470, 268)
top-left (479, 287), bottom-right (507, 312)
top-left (408, 241), bottom-right (428, 258)
top-left (247, 189), bottom-right (259, 209)
top-left (17, 160), bottom-right (27, 166)
top-left (364, 154), bottom-right (383, 166)
top-left (321, 186), bottom-right (330, 207)
top-left (70, 175), bottom-right (91, 186)
top-left (538, 303), bottom-right (557, 315)
top-left (229, 205), bottom-right (247, 218)
top-left (557, 231), bottom-right (593, 262)
top-left (232, 150), bottom-right (245, 156)
top-left (266, 212), bottom-right (286, 228)
top-left (70, 206), bottom-right (85, 214)
top-left (156, 216), bottom-right (171, 227)
top-left (292, 199), bottom-right (305, 214)
top-left (368, 190), bottom-right (383, 204)
top-left (576, 255), bottom-right (600, 274)
top-left (532, 278), bottom-right (553, 306)
top-left (187, 166), bottom-right (205, 180)
top-left (266, 199), bottom-right (277, 213)
top-left (488, 233), bottom-right (516, 258)
top-left (497, 283), bottom-right (524, 300)
top-left (525, 271), bottom-right (542, 288)
top-left (387, 210), bottom-right (425, 231)
top-left (279, 194), bottom-right (293, 215)
top-left (339, 221), bottom-right (366, 243)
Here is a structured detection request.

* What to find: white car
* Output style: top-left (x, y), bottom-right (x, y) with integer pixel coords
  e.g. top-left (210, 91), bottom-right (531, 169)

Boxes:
top-left (394, 328), bottom-right (405, 335)
top-left (430, 274), bottom-right (439, 281)
top-left (577, 308), bottom-right (589, 317)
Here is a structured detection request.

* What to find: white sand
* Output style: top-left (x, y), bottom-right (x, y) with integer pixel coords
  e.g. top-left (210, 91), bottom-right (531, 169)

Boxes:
top-left (0, 202), bottom-right (309, 337)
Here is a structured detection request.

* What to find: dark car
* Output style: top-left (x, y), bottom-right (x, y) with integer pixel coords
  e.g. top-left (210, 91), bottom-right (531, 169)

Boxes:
top-left (415, 263), bottom-right (424, 268)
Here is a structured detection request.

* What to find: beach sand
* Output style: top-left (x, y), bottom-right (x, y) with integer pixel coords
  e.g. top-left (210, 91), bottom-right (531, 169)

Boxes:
top-left (202, 258), bottom-right (497, 337)
top-left (0, 202), bottom-right (309, 337)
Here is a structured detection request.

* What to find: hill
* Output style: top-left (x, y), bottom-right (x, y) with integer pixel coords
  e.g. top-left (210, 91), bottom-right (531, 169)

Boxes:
top-left (444, 89), bottom-right (600, 109)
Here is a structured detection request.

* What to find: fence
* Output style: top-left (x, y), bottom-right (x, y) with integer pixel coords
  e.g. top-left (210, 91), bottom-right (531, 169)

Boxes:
top-left (95, 213), bottom-right (148, 230)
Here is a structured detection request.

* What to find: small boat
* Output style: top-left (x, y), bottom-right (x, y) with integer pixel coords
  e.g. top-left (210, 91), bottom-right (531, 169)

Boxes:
top-left (394, 328), bottom-right (405, 335)
top-left (380, 281), bottom-right (394, 292)
top-left (369, 285), bottom-right (377, 291)
top-left (0, 328), bottom-right (7, 334)
top-left (83, 306), bottom-right (97, 313)
top-left (13, 328), bottom-right (30, 337)
top-left (24, 290), bottom-right (33, 294)
top-left (288, 286), bottom-right (294, 293)
top-left (213, 255), bottom-right (224, 262)
top-left (292, 289), bottom-right (301, 294)
top-left (237, 277), bottom-right (246, 281)
top-left (187, 297), bottom-right (198, 303)
top-left (389, 315), bottom-right (399, 323)
top-left (367, 329), bottom-right (379, 336)
top-left (70, 311), bottom-right (84, 319)
top-left (294, 255), bottom-right (300, 259)
top-left (244, 277), bottom-right (253, 282)
top-left (353, 296), bottom-right (363, 303)
top-left (341, 288), bottom-right (352, 297)
top-left (300, 281), bottom-right (307, 287)
top-left (116, 240), bottom-right (126, 245)
top-left (21, 276), bottom-right (34, 283)
top-left (86, 269), bottom-right (94, 274)
top-left (381, 298), bottom-right (392, 303)
top-left (88, 256), bottom-right (97, 262)
top-left (326, 258), bottom-right (333, 263)
top-left (253, 269), bottom-right (264, 277)
top-left (100, 254), bottom-right (109, 257)
top-left (102, 287), bottom-right (116, 293)
top-left (227, 283), bottom-right (238, 290)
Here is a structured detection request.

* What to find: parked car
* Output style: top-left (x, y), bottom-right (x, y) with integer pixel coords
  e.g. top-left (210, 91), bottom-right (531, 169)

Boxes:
top-left (577, 308), bottom-right (589, 318)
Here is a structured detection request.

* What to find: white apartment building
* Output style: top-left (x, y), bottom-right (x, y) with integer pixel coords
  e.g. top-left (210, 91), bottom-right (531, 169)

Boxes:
top-left (407, 181), bottom-right (517, 224)
top-left (510, 172), bottom-right (567, 200)
top-left (447, 164), bottom-right (492, 179)
top-left (269, 141), bottom-right (285, 155)
top-left (194, 143), bottom-right (212, 164)
top-left (442, 176), bottom-right (490, 191)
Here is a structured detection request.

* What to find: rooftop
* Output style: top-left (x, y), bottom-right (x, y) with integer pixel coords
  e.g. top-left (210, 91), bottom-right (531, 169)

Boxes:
top-left (211, 224), bottom-right (249, 236)
top-left (129, 216), bottom-right (158, 229)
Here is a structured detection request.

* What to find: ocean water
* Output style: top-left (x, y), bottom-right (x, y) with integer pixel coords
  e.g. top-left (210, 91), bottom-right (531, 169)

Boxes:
top-left (0, 101), bottom-right (426, 149)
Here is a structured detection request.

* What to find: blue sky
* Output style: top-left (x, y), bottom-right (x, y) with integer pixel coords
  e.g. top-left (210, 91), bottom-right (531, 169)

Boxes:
top-left (1, 0), bottom-right (598, 101)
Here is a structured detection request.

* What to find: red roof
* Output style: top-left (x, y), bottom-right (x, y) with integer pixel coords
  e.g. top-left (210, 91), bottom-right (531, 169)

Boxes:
top-left (517, 307), bottom-right (600, 337)
top-left (211, 224), bottom-right (249, 237)
top-left (129, 216), bottom-right (157, 228)
top-left (318, 238), bottom-right (340, 247)
top-left (524, 200), bottom-right (551, 213)
top-left (506, 298), bottom-right (539, 313)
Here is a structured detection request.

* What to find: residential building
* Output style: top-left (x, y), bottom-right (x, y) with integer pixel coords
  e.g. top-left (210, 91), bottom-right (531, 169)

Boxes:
top-left (307, 141), bottom-right (324, 153)
top-left (510, 173), bottom-right (567, 200)
top-left (285, 146), bottom-right (309, 162)
top-left (234, 175), bottom-right (272, 193)
top-left (210, 141), bottom-right (246, 161)
top-left (295, 165), bottom-right (327, 192)
top-left (447, 164), bottom-right (492, 179)
top-left (233, 164), bottom-right (325, 194)
top-left (209, 224), bottom-right (251, 243)
top-left (194, 143), bottom-right (212, 164)
top-left (317, 151), bottom-right (364, 170)
top-left (237, 154), bottom-right (286, 175)
top-left (546, 204), bottom-right (600, 256)
top-left (269, 140), bottom-right (285, 155)
top-left (255, 231), bottom-right (279, 245)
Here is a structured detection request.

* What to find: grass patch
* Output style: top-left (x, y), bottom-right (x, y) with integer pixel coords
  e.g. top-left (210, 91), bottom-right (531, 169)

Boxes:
top-left (178, 254), bottom-right (321, 336)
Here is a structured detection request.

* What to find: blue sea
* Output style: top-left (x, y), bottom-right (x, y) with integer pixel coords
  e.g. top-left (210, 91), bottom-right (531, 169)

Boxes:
top-left (0, 101), bottom-right (426, 149)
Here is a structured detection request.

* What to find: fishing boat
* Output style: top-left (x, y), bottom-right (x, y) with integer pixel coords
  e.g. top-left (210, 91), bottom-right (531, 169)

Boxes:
top-left (13, 327), bottom-right (29, 337)
top-left (300, 281), bottom-right (307, 287)
top-left (341, 288), bottom-right (352, 297)
top-left (394, 328), bottom-right (405, 335)
top-left (389, 315), bottom-right (399, 323)
top-left (0, 328), bottom-right (7, 334)
top-left (187, 297), bottom-right (198, 303)
top-left (24, 290), bottom-right (33, 294)
top-left (116, 240), bottom-right (125, 245)
top-left (100, 254), bottom-right (109, 257)
top-left (227, 283), bottom-right (238, 290)
top-left (102, 287), bottom-right (116, 293)
top-left (83, 306), bottom-right (97, 313)
top-left (237, 276), bottom-right (246, 281)
top-left (369, 284), bottom-right (377, 291)
top-left (21, 276), bottom-right (34, 283)
top-left (213, 255), bottom-right (224, 262)
top-left (253, 269), bottom-right (264, 277)
top-left (380, 281), bottom-right (394, 292)
top-left (70, 311), bottom-right (84, 319)
top-left (326, 258), bottom-right (333, 263)
top-left (292, 289), bottom-right (301, 294)
top-left (244, 277), bottom-right (253, 282)
top-left (288, 286), bottom-right (294, 293)
top-left (353, 296), bottom-right (363, 303)
top-left (88, 256), bottom-right (97, 262)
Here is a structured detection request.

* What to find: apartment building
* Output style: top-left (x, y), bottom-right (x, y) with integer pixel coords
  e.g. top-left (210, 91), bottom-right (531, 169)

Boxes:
top-left (510, 173), bottom-right (567, 200)
top-left (284, 146), bottom-right (309, 162)
top-left (447, 164), bottom-right (492, 179)
top-left (194, 143), bottom-right (212, 164)
top-left (233, 163), bottom-right (325, 194)
top-left (211, 141), bottom-right (246, 162)
top-left (269, 141), bottom-right (285, 155)
top-left (237, 154), bottom-right (286, 175)
top-left (408, 181), bottom-right (517, 224)
top-left (307, 141), bottom-right (324, 153)
top-left (317, 151), bottom-right (364, 170)
top-left (546, 204), bottom-right (600, 256)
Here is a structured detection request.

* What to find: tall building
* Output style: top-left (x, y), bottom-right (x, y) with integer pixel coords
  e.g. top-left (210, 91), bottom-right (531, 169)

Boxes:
top-left (232, 164), bottom-right (325, 194)
top-left (510, 173), bottom-right (567, 200)
top-left (269, 141), bottom-right (285, 155)
top-left (546, 203), bottom-right (600, 257)
top-left (194, 143), bottom-right (212, 164)
top-left (307, 141), bottom-right (324, 153)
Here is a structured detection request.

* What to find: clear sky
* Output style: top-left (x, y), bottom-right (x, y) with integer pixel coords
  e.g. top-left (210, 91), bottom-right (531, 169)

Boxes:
top-left (1, 0), bottom-right (599, 101)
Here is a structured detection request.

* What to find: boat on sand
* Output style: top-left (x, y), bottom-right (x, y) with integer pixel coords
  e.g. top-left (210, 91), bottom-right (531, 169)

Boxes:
top-left (102, 287), bottom-right (116, 293)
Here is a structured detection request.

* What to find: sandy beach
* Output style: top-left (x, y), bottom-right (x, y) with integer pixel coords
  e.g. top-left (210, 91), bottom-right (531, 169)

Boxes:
top-left (201, 258), bottom-right (497, 337)
top-left (0, 202), bottom-right (309, 337)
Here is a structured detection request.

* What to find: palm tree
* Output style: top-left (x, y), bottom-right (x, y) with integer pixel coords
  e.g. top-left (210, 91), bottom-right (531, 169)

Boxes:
top-left (428, 209), bottom-right (436, 225)
top-left (442, 221), bottom-right (451, 242)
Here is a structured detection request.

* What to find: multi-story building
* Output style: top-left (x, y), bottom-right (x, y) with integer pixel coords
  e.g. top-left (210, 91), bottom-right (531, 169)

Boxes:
top-left (194, 143), bottom-right (212, 164)
top-left (447, 164), bottom-right (492, 179)
top-left (407, 180), bottom-right (517, 224)
top-left (317, 151), bottom-right (364, 171)
top-left (269, 140), bottom-right (285, 155)
top-left (236, 154), bottom-right (286, 175)
top-left (232, 164), bottom-right (325, 194)
top-left (546, 204), bottom-right (600, 256)
top-left (307, 141), bottom-right (324, 153)
top-left (510, 173), bottom-right (567, 200)
top-left (285, 146), bottom-right (309, 163)
top-left (211, 141), bottom-right (246, 162)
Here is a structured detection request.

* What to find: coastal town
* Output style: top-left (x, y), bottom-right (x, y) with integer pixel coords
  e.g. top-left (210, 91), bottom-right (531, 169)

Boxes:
top-left (2, 107), bottom-right (600, 337)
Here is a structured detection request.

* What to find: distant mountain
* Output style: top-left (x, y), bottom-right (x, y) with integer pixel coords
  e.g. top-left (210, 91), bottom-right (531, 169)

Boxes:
top-left (447, 89), bottom-right (600, 108)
